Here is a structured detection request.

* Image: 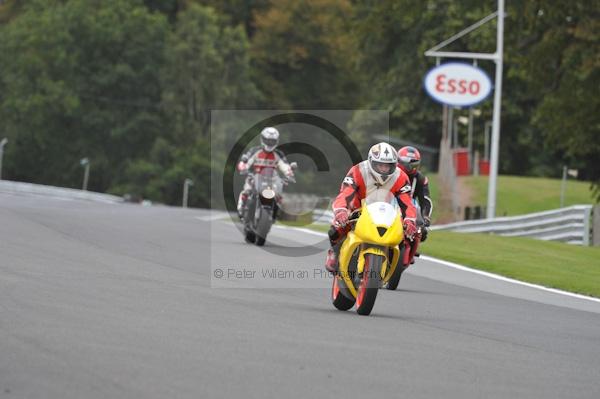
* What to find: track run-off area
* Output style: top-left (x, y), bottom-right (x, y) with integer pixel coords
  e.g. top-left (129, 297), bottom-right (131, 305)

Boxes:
top-left (1, 192), bottom-right (600, 398)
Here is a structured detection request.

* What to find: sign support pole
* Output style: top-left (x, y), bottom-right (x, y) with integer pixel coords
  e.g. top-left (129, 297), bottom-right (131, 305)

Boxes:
top-left (425, 0), bottom-right (505, 219)
top-left (560, 166), bottom-right (567, 208)
top-left (486, 0), bottom-right (504, 219)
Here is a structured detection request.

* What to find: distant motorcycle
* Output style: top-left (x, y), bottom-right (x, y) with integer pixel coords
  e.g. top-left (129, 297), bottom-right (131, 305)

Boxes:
top-left (241, 164), bottom-right (296, 246)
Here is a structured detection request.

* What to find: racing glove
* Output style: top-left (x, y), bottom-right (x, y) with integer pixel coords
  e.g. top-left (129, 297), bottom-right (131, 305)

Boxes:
top-left (404, 219), bottom-right (417, 240)
top-left (333, 208), bottom-right (350, 228)
top-left (421, 216), bottom-right (431, 242)
top-left (237, 162), bottom-right (248, 173)
top-left (285, 168), bottom-right (296, 183)
top-left (237, 155), bottom-right (249, 173)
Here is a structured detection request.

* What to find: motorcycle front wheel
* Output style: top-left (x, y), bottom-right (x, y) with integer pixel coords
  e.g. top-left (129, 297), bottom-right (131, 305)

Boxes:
top-left (356, 254), bottom-right (384, 316)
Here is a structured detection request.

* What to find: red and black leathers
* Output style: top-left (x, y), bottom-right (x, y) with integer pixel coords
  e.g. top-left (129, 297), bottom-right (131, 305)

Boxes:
top-left (406, 171), bottom-right (433, 221)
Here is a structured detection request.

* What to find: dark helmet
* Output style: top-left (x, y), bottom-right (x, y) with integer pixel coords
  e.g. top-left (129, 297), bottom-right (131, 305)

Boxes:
top-left (397, 146), bottom-right (421, 176)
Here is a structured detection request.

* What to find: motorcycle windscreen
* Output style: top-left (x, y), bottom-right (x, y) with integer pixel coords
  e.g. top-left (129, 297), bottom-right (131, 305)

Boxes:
top-left (254, 168), bottom-right (283, 194)
top-left (364, 189), bottom-right (399, 227)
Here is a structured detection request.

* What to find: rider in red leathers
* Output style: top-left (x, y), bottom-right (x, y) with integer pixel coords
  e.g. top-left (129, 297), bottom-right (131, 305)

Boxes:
top-left (325, 142), bottom-right (418, 273)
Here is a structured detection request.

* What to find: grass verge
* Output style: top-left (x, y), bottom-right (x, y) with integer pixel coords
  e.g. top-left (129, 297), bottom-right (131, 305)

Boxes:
top-left (464, 175), bottom-right (596, 216)
top-left (427, 173), bottom-right (596, 220)
top-left (422, 230), bottom-right (600, 298)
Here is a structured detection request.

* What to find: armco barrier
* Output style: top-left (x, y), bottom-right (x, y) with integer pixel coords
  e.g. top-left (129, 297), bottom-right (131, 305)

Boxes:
top-left (432, 205), bottom-right (593, 245)
top-left (312, 209), bottom-right (334, 224)
top-left (0, 180), bottom-right (123, 204)
top-left (280, 193), bottom-right (334, 224)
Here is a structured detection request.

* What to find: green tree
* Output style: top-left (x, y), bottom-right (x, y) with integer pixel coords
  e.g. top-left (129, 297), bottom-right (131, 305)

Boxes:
top-left (516, 1), bottom-right (600, 198)
top-left (119, 4), bottom-right (260, 205)
top-left (251, 0), bottom-right (362, 108)
top-left (0, 0), bottom-right (169, 191)
top-left (196, 0), bottom-right (270, 36)
top-left (114, 137), bottom-right (211, 207)
top-left (161, 4), bottom-right (260, 144)
top-left (143, 0), bottom-right (180, 22)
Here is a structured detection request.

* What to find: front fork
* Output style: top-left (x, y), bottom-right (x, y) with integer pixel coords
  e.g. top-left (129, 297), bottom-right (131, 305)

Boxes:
top-left (339, 242), bottom-right (400, 299)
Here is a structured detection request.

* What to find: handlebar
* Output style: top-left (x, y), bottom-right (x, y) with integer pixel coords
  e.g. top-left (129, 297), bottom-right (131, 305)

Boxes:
top-left (346, 210), bottom-right (361, 224)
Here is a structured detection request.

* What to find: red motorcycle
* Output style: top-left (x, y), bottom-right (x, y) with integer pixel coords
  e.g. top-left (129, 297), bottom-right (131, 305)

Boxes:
top-left (385, 209), bottom-right (423, 290)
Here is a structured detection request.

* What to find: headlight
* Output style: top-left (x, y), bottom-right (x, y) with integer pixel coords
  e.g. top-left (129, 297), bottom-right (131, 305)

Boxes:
top-left (261, 189), bottom-right (275, 200)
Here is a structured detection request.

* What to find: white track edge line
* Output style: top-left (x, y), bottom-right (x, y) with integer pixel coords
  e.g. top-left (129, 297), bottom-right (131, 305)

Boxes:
top-left (419, 255), bottom-right (600, 303)
top-left (194, 214), bottom-right (229, 222)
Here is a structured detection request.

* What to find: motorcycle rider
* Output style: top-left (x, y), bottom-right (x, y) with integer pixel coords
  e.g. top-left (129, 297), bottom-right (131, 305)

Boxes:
top-left (397, 146), bottom-right (433, 242)
top-left (325, 142), bottom-right (418, 273)
top-left (236, 127), bottom-right (295, 218)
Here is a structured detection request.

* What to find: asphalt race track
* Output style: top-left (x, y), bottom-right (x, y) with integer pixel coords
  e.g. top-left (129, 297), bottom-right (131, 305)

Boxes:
top-left (2, 192), bottom-right (600, 398)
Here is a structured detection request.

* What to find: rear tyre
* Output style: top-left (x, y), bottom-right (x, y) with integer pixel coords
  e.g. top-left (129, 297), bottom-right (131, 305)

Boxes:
top-left (386, 249), bottom-right (406, 290)
top-left (255, 236), bottom-right (266, 246)
top-left (386, 265), bottom-right (406, 291)
top-left (332, 276), bottom-right (355, 311)
top-left (356, 254), bottom-right (383, 316)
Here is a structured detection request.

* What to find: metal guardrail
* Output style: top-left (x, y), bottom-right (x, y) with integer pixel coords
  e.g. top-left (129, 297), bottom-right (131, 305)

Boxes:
top-left (281, 194), bottom-right (334, 223)
top-left (312, 209), bottom-right (334, 224)
top-left (282, 192), bottom-right (594, 246)
top-left (432, 205), bottom-right (593, 245)
top-left (0, 180), bottom-right (123, 204)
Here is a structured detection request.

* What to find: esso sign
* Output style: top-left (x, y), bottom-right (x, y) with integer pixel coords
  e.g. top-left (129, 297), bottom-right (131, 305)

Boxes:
top-left (424, 63), bottom-right (492, 107)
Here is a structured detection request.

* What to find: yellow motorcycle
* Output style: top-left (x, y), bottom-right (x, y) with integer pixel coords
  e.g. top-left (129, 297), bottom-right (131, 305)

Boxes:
top-left (331, 191), bottom-right (404, 315)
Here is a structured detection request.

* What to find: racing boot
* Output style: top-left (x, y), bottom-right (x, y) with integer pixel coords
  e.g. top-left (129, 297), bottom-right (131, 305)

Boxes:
top-left (237, 193), bottom-right (248, 220)
top-left (325, 225), bottom-right (348, 274)
top-left (325, 240), bottom-right (343, 274)
top-left (325, 248), bottom-right (338, 274)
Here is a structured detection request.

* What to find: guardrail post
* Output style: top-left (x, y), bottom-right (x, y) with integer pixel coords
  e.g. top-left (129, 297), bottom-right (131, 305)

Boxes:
top-left (592, 205), bottom-right (600, 247)
top-left (464, 206), bottom-right (471, 220)
top-left (582, 206), bottom-right (591, 246)
top-left (474, 205), bottom-right (482, 219)
top-left (183, 178), bottom-right (194, 208)
top-left (0, 138), bottom-right (7, 180)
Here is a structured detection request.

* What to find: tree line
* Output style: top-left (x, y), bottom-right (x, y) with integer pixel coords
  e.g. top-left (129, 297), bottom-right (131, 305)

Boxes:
top-left (0, 0), bottom-right (598, 206)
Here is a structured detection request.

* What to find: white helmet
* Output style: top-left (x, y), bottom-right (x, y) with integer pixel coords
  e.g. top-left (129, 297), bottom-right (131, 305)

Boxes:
top-left (367, 142), bottom-right (398, 185)
top-left (260, 127), bottom-right (279, 152)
